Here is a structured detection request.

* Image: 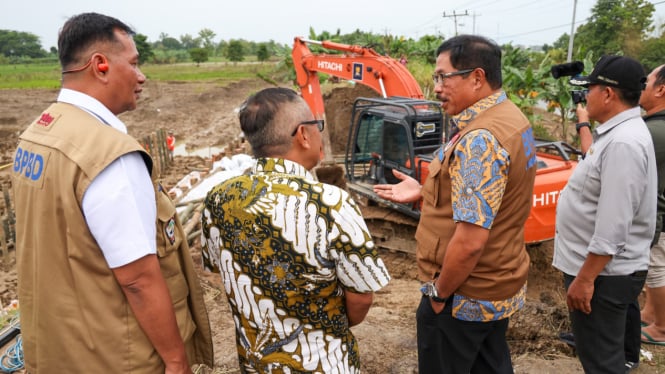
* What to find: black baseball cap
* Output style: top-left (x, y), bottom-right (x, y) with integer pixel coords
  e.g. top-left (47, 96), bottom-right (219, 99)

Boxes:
top-left (569, 55), bottom-right (646, 91)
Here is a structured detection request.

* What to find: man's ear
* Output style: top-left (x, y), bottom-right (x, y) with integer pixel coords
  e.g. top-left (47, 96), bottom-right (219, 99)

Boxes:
top-left (91, 53), bottom-right (109, 75)
top-left (656, 82), bottom-right (665, 98)
top-left (294, 127), bottom-right (311, 149)
top-left (472, 68), bottom-right (485, 88)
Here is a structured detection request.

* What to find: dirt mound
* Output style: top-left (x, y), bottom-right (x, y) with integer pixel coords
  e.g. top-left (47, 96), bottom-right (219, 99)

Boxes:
top-left (122, 79), bottom-right (275, 150)
top-left (323, 83), bottom-right (380, 155)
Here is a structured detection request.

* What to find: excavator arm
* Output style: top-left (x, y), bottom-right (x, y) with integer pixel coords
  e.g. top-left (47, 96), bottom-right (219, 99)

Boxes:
top-left (292, 37), bottom-right (423, 119)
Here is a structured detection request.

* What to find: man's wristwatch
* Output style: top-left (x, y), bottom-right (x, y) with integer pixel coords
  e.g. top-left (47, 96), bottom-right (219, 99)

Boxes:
top-left (420, 281), bottom-right (448, 303)
top-left (575, 121), bottom-right (591, 133)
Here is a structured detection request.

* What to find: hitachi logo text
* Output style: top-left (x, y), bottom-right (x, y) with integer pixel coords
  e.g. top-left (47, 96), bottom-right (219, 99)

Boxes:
top-left (317, 61), bottom-right (343, 72)
top-left (532, 190), bottom-right (562, 207)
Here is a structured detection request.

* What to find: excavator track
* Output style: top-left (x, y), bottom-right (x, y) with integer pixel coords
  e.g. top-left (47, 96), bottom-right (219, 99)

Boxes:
top-left (358, 203), bottom-right (419, 256)
top-left (316, 162), bottom-right (420, 257)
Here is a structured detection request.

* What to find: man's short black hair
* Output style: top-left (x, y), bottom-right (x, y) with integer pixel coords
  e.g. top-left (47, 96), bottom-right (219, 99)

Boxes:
top-left (436, 35), bottom-right (502, 89)
top-left (58, 12), bottom-right (135, 69)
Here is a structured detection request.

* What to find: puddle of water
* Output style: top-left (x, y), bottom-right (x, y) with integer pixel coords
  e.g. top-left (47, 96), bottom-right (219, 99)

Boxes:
top-left (174, 143), bottom-right (225, 158)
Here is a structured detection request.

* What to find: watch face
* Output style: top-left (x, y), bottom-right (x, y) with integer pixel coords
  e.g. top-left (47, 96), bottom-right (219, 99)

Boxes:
top-left (420, 282), bottom-right (434, 297)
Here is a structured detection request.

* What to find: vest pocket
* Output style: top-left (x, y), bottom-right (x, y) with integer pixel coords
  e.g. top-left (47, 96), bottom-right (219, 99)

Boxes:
top-left (415, 225), bottom-right (442, 277)
top-left (156, 190), bottom-right (182, 257)
top-left (422, 161), bottom-right (441, 207)
top-left (156, 190), bottom-right (184, 279)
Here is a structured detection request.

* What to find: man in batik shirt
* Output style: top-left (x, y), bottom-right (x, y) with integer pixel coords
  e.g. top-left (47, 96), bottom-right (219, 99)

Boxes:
top-left (201, 87), bottom-right (390, 373)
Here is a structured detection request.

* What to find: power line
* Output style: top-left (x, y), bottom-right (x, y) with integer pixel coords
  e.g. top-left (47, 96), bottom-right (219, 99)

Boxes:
top-left (486, 0), bottom-right (552, 15)
top-left (496, 0), bottom-right (664, 42)
top-left (443, 10), bottom-right (470, 36)
top-left (457, 0), bottom-right (590, 43)
top-left (496, 20), bottom-right (587, 42)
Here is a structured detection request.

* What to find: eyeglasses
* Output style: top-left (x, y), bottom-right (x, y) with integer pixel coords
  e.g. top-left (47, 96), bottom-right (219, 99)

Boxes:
top-left (432, 68), bottom-right (475, 85)
top-left (291, 119), bottom-right (325, 136)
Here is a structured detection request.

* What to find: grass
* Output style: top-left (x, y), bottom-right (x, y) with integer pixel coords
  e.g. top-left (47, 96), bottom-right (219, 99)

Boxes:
top-left (0, 307), bottom-right (19, 331)
top-left (141, 61), bottom-right (274, 82)
top-left (0, 61), bottom-right (277, 89)
top-left (0, 63), bottom-right (62, 89)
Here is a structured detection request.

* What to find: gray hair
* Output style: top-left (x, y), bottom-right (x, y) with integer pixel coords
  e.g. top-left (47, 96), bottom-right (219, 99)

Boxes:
top-left (238, 87), bottom-right (310, 157)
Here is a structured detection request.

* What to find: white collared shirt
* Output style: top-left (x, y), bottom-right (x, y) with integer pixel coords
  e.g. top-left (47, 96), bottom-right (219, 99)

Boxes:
top-left (554, 107), bottom-right (656, 276)
top-left (58, 89), bottom-right (157, 268)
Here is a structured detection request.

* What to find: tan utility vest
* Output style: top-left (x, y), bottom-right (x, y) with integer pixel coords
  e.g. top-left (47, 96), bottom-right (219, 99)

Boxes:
top-left (12, 102), bottom-right (213, 373)
top-left (415, 100), bottom-right (536, 300)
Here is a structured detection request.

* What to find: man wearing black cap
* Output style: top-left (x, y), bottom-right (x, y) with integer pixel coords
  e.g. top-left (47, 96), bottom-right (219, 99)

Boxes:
top-left (553, 55), bottom-right (657, 373)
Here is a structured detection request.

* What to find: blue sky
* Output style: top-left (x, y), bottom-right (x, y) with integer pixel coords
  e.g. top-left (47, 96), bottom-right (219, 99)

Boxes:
top-left (3, 0), bottom-right (664, 50)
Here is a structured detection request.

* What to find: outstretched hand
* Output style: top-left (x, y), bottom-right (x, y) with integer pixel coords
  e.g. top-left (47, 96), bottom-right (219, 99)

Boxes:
top-left (373, 169), bottom-right (422, 203)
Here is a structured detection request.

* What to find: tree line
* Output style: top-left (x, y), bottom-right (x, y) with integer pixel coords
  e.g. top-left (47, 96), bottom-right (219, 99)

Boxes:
top-left (1, 0), bottom-right (664, 142)
top-left (1, 0), bottom-right (663, 68)
top-left (0, 26), bottom-right (279, 65)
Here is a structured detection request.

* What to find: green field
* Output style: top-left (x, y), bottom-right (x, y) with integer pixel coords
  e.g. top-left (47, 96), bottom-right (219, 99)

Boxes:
top-left (0, 61), bottom-right (276, 89)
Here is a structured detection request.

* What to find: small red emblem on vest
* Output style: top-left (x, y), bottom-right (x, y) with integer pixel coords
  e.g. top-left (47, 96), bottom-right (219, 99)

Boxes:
top-left (37, 113), bottom-right (54, 127)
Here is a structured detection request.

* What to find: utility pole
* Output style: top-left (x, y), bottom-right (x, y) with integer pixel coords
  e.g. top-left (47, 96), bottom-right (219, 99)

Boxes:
top-left (472, 12), bottom-right (481, 35)
top-left (443, 10), bottom-right (470, 36)
top-left (567, 0), bottom-right (578, 62)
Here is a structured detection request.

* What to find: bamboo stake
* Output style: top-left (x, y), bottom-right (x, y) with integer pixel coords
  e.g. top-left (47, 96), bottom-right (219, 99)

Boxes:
top-left (182, 204), bottom-right (203, 237)
top-left (0, 217), bottom-right (8, 271)
top-left (156, 129), bottom-right (166, 169)
top-left (187, 229), bottom-right (201, 245)
top-left (151, 133), bottom-right (162, 179)
top-left (2, 184), bottom-right (14, 244)
top-left (176, 197), bottom-right (205, 208)
top-left (178, 202), bottom-right (197, 223)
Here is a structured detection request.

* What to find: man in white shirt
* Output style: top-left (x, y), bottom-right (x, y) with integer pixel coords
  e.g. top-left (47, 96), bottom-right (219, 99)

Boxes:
top-left (12, 12), bottom-right (212, 373)
top-left (554, 55), bottom-right (655, 374)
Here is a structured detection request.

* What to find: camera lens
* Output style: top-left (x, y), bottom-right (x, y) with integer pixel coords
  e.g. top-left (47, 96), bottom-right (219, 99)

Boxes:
top-left (570, 89), bottom-right (588, 105)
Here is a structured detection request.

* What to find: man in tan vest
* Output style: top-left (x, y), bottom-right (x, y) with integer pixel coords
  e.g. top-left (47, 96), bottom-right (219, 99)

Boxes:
top-left (11, 13), bottom-right (212, 373)
top-left (375, 35), bottom-right (536, 373)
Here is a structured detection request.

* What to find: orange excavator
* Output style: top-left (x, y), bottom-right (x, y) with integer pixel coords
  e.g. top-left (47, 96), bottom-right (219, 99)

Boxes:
top-left (292, 36), bottom-right (579, 250)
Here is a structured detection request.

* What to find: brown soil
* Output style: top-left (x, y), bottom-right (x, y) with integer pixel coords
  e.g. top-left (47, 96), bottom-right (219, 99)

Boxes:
top-left (0, 79), bottom-right (662, 373)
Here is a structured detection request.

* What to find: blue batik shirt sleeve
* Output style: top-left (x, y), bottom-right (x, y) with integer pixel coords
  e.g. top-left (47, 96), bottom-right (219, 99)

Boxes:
top-left (450, 129), bottom-right (509, 229)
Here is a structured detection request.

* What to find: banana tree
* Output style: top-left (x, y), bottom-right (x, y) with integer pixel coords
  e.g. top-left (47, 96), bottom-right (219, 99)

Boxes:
top-left (502, 52), bottom-right (552, 137)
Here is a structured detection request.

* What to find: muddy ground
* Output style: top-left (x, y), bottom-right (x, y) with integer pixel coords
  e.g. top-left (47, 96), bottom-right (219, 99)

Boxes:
top-left (1, 79), bottom-right (663, 373)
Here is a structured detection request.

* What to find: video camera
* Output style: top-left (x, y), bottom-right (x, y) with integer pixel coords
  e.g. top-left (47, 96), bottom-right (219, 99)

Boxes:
top-left (551, 61), bottom-right (588, 105)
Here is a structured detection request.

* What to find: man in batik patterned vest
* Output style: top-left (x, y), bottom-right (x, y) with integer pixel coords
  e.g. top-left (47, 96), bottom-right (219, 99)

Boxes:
top-left (201, 87), bottom-right (390, 373)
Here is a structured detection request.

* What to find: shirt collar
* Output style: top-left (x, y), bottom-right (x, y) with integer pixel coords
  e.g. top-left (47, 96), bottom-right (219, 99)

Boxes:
top-left (254, 157), bottom-right (314, 180)
top-left (643, 109), bottom-right (665, 121)
top-left (594, 107), bottom-right (643, 137)
top-left (57, 88), bottom-right (128, 133)
top-left (450, 91), bottom-right (506, 133)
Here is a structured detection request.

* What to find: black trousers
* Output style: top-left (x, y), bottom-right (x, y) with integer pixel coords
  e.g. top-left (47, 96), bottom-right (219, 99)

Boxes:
top-left (416, 296), bottom-right (513, 374)
top-left (625, 298), bottom-right (641, 363)
top-left (564, 272), bottom-right (646, 374)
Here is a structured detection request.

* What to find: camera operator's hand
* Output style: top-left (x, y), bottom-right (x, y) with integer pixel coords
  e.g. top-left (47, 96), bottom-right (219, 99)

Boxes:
top-left (575, 104), bottom-right (589, 123)
top-left (575, 104), bottom-right (592, 154)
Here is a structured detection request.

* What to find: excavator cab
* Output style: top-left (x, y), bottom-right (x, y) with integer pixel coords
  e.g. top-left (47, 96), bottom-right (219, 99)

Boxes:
top-left (350, 115), bottom-right (411, 184)
top-left (343, 96), bottom-right (580, 245)
top-left (345, 97), bottom-right (445, 218)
